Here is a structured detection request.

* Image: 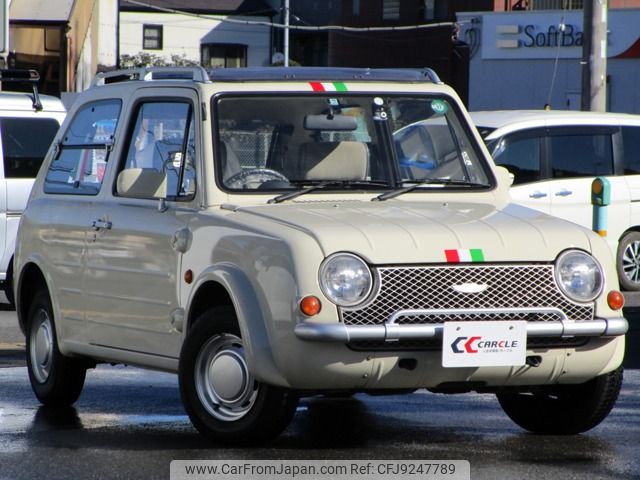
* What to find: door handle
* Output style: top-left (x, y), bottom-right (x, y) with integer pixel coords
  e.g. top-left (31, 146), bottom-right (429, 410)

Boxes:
top-left (554, 189), bottom-right (573, 197)
top-left (529, 191), bottom-right (547, 199)
top-left (92, 219), bottom-right (112, 231)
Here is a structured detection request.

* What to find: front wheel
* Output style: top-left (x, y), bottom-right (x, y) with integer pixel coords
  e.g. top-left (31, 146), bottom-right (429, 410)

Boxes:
top-left (617, 232), bottom-right (640, 291)
top-left (178, 306), bottom-right (298, 443)
top-left (497, 367), bottom-right (623, 434)
top-left (26, 289), bottom-right (87, 406)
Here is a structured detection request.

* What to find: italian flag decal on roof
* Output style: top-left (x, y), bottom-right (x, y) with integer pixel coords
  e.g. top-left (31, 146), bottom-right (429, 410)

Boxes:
top-left (445, 248), bottom-right (485, 263)
top-left (309, 81), bottom-right (348, 92)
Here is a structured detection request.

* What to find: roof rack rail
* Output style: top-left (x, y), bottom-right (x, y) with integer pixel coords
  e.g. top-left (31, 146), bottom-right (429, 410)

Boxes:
top-left (421, 67), bottom-right (442, 84)
top-left (206, 66), bottom-right (443, 84)
top-left (91, 66), bottom-right (210, 87)
top-left (0, 69), bottom-right (43, 111)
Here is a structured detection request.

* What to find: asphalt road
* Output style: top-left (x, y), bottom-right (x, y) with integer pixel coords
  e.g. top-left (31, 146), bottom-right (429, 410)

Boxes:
top-left (0, 308), bottom-right (639, 480)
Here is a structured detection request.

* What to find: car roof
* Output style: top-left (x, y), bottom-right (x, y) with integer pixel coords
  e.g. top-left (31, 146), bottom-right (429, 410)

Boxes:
top-left (469, 109), bottom-right (640, 139)
top-left (0, 91), bottom-right (66, 113)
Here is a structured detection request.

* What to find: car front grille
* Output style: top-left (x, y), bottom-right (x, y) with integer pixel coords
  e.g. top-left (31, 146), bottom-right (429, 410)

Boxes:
top-left (340, 264), bottom-right (594, 326)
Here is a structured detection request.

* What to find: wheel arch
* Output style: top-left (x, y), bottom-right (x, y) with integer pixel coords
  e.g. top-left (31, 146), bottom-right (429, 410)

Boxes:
top-left (16, 261), bottom-right (49, 335)
top-left (618, 226), bottom-right (640, 244)
top-left (185, 264), bottom-right (289, 387)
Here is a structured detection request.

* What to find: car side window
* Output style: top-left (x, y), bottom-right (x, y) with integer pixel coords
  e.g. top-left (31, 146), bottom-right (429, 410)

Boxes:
top-left (0, 117), bottom-right (60, 178)
top-left (549, 133), bottom-right (613, 178)
top-left (119, 101), bottom-right (195, 199)
top-left (490, 135), bottom-right (542, 185)
top-left (622, 126), bottom-right (640, 174)
top-left (44, 100), bottom-right (121, 195)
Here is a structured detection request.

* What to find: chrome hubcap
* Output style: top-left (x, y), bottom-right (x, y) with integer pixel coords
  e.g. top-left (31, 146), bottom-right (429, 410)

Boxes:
top-left (622, 240), bottom-right (640, 285)
top-left (195, 333), bottom-right (258, 422)
top-left (30, 309), bottom-right (54, 384)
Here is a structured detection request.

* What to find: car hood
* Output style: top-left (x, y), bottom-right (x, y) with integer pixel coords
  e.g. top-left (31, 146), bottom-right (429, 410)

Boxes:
top-left (228, 200), bottom-right (594, 264)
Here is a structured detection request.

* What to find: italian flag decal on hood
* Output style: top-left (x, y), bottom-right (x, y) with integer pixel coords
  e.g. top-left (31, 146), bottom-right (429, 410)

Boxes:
top-left (444, 249), bottom-right (485, 263)
top-left (309, 81), bottom-right (348, 92)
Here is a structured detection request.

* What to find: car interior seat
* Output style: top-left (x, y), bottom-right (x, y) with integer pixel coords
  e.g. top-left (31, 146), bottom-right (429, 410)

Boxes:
top-left (298, 141), bottom-right (368, 181)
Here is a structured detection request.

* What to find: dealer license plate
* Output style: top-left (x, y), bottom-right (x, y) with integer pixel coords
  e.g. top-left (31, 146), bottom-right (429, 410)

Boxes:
top-left (442, 321), bottom-right (527, 368)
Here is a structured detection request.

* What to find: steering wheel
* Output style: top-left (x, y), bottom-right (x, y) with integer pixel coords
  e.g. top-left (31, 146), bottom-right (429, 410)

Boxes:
top-left (225, 168), bottom-right (289, 189)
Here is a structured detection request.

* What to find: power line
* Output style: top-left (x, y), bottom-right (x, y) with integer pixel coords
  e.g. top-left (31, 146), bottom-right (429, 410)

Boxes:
top-left (123, 0), bottom-right (455, 33)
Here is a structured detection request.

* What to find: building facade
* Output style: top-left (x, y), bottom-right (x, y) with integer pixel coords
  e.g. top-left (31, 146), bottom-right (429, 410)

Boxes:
top-left (119, 0), bottom-right (275, 68)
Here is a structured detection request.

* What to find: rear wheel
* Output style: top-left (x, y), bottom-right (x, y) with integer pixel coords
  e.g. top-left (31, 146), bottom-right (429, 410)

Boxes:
top-left (179, 306), bottom-right (298, 443)
top-left (497, 367), bottom-right (623, 434)
top-left (26, 289), bottom-right (87, 406)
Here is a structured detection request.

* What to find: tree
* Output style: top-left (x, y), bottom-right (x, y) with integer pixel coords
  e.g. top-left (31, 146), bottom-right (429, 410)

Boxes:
top-left (119, 52), bottom-right (199, 68)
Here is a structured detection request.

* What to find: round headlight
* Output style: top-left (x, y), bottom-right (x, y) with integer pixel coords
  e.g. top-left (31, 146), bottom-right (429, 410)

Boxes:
top-left (555, 250), bottom-right (604, 302)
top-left (319, 253), bottom-right (373, 307)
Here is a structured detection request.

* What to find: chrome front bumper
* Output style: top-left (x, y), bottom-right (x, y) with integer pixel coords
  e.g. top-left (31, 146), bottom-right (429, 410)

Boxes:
top-left (294, 308), bottom-right (629, 343)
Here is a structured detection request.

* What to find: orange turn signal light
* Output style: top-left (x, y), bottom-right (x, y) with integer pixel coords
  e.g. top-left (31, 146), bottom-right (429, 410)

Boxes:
top-left (607, 290), bottom-right (624, 311)
top-left (300, 296), bottom-right (321, 316)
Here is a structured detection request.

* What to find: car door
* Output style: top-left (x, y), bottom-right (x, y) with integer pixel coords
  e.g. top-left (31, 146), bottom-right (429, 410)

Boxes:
top-left (545, 126), bottom-right (630, 239)
top-left (488, 129), bottom-right (551, 214)
top-left (621, 126), bottom-right (640, 229)
top-left (38, 99), bottom-right (122, 344)
top-left (85, 88), bottom-right (199, 359)
top-left (0, 115), bottom-right (63, 301)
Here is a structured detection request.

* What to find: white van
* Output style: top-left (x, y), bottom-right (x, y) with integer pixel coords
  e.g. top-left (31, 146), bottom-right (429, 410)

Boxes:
top-left (0, 70), bottom-right (66, 304)
top-left (470, 110), bottom-right (640, 291)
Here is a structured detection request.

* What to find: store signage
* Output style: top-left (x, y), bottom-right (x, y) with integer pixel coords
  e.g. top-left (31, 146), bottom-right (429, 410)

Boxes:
top-left (522, 24), bottom-right (583, 48)
top-left (495, 23), bottom-right (583, 49)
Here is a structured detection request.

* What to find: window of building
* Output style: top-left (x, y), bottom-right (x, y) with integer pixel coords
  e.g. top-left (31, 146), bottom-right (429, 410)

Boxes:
top-left (423, 0), bottom-right (435, 20)
top-left (201, 44), bottom-right (247, 68)
top-left (353, 0), bottom-right (360, 16)
top-left (143, 25), bottom-right (163, 50)
top-left (383, 0), bottom-right (400, 20)
top-left (45, 100), bottom-right (121, 195)
top-left (510, 0), bottom-right (583, 10)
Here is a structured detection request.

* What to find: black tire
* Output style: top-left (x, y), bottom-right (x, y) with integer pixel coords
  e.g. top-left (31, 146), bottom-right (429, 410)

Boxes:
top-left (178, 305), bottom-right (298, 444)
top-left (497, 367), bottom-right (623, 435)
top-left (4, 259), bottom-right (15, 308)
top-left (25, 289), bottom-right (87, 406)
top-left (617, 232), bottom-right (640, 291)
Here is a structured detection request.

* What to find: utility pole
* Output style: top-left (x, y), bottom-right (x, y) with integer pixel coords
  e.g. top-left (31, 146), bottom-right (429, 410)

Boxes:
top-left (284, 0), bottom-right (290, 67)
top-left (580, 0), bottom-right (608, 111)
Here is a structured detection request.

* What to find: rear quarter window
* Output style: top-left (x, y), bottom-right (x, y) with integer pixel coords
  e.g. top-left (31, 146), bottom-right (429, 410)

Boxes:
top-left (0, 117), bottom-right (60, 178)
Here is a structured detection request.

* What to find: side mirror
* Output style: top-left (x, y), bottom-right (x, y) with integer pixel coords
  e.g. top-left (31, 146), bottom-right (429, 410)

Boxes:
top-left (494, 166), bottom-right (514, 187)
top-left (116, 168), bottom-right (167, 199)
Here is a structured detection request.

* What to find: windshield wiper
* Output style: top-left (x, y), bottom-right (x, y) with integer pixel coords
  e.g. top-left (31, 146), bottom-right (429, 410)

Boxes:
top-left (268, 180), bottom-right (389, 204)
top-left (373, 178), bottom-right (490, 202)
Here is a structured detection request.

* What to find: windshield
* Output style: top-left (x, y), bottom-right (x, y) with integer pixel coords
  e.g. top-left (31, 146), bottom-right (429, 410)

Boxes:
top-left (213, 94), bottom-right (492, 194)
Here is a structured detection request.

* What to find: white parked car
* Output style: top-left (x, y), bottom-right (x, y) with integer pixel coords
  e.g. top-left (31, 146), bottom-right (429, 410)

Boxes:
top-left (14, 67), bottom-right (627, 443)
top-left (0, 69), bottom-right (65, 305)
top-left (470, 110), bottom-right (640, 291)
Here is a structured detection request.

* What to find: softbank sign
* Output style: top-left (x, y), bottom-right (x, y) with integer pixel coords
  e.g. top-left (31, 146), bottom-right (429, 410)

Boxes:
top-left (496, 23), bottom-right (584, 49)
top-left (468, 10), bottom-right (640, 60)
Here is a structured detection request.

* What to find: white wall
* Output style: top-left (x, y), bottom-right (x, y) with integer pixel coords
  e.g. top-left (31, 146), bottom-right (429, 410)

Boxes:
top-left (119, 11), bottom-right (271, 66)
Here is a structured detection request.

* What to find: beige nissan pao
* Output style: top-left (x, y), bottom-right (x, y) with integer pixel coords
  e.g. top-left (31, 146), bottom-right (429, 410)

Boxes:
top-left (14, 67), bottom-right (628, 443)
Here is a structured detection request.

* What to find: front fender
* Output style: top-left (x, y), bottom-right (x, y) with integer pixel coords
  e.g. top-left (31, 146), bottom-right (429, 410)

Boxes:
top-left (186, 263), bottom-right (290, 387)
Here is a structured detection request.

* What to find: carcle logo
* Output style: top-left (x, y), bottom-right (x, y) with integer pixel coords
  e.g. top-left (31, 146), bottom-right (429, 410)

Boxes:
top-left (450, 336), bottom-right (519, 354)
